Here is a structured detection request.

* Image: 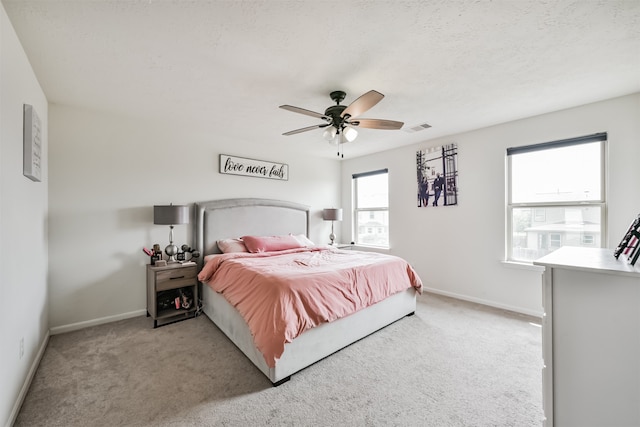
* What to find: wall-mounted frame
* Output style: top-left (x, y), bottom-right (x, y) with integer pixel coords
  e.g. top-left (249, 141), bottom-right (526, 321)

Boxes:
top-left (416, 143), bottom-right (458, 208)
top-left (23, 104), bottom-right (42, 182)
top-left (219, 154), bottom-right (288, 181)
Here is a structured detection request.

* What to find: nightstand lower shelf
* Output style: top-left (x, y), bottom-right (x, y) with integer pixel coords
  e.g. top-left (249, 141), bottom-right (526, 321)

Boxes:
top-left (152, 308), bottom-right (197, 328)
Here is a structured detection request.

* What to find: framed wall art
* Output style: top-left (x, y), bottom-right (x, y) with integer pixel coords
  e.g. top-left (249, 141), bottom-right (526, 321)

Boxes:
top-left (23, 104), bottom-right (42, 182)
top-left (416, 143), bottom-right (458, 208)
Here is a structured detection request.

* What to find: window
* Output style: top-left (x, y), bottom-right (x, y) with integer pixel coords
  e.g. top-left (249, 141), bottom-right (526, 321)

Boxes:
top-left (507, 133), bottom-right (606, 262)
top-left (534, 208), bottom-right (546, 222)
top-left (353, 169), bottom-right (389, 247)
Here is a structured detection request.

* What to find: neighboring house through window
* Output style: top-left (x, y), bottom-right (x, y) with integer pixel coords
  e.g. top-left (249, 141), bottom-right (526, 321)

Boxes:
top-left (507, 133), bottom-right (606, 262)
top-left (353, 168), bottom-right (389, 248)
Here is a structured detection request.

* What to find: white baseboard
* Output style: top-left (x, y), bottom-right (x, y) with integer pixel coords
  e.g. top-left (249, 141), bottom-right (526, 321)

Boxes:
top-left (49, 309), bottom-right (147, 335)
top-left (6, 331), bottom-right (50, 427)
top-left (422, 286), bottom-right (543, 318)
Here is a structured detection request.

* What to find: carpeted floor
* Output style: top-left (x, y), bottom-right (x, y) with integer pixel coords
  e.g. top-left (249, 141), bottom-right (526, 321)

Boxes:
top-left (15, 293), bottom-right (543, 426)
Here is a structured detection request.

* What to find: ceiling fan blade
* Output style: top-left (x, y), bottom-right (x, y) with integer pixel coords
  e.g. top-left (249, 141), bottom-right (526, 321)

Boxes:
top-left (282, 123), bottom-right (329, 136)
top-left (341, 90), bottom-right (384, 119)
top-left (350, 118), bottom-right (404, 130)
top-left (279, 105), bottom-right (329, 120)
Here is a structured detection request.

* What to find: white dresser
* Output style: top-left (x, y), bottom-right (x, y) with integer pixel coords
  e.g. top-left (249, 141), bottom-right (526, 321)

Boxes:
top-left (534, 247), bottom-right (640, 427)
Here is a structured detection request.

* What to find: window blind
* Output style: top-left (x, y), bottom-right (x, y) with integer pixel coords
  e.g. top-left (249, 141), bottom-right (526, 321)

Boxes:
top-left (352, 168), bottom-right (388, 179)
top-left (507, 132), bottom-right (607, 156)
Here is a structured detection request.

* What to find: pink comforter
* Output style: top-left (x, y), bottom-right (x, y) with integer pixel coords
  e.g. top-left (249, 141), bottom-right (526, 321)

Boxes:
top-left (198, 247), bottom-right (422, 367)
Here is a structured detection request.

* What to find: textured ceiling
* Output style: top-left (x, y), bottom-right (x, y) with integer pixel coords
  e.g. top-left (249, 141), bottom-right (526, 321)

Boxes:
top-left (3, 0), bottom-right (640, 158)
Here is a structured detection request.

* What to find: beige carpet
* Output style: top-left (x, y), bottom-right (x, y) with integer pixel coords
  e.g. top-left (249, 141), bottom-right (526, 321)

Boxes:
top-left (15, 293), bottom-right (543, 426)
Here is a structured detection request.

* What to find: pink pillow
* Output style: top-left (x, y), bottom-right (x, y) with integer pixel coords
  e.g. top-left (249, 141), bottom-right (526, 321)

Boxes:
top-left (217, 238), bottom-right (248, 253)
top-left (242, 235), bottom-right (304, 253)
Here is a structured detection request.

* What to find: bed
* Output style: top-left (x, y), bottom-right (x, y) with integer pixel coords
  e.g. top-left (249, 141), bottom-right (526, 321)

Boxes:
top-left (195, 198), bottom-right (421, 386)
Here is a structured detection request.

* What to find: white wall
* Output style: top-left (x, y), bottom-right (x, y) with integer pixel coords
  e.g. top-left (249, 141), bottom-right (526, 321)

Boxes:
top-left (47, 104), bottom-right (341, 330)
top-left (341, 94), bottom-right (640, 316)
top-left (0, 4), bottom-right (49, 426)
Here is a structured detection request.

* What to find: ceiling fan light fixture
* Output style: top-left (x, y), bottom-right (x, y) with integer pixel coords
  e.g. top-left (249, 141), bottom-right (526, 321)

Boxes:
top-left (323, 126), bottom-right (337, 141)
top-left (343, 126), bottom-right (358, 142)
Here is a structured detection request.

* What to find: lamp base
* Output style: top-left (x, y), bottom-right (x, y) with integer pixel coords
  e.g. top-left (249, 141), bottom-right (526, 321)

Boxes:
top-left (329, 233), bottom-right (336, 245)
top-left (165, 244), bottom-right (179, 263)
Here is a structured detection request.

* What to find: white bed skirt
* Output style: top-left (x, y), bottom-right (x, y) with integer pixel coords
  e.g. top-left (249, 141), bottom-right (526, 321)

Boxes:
top-left (202, 284), bottom-right (417, 385)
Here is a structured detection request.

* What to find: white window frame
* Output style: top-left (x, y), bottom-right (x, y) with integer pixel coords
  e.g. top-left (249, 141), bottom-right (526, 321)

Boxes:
top-left (506, 133), bottom-right (607, 263)
top-left (353, 168), bottom-right (389, 248)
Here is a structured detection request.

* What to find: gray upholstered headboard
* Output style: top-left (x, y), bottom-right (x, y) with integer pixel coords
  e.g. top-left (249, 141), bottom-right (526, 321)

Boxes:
top-left (194, 198), bottom-right (309, 267)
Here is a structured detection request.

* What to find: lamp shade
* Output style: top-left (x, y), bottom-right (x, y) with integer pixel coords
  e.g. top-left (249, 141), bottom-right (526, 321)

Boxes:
top-left (322, 208), bottom-right (343, 221)
top-left (154, 204), bottom-right (190, 225)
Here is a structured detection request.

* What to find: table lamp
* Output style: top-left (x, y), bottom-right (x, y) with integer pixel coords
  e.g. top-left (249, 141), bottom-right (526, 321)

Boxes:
top-left (322, 208), bottom-right (343, 245)
top-left (154, 204), bottom-right (190, 263)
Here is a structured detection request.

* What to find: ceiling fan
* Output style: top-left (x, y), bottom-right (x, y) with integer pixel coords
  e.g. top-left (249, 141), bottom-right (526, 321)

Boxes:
top-left (279, 90), bottom-right (404, 146)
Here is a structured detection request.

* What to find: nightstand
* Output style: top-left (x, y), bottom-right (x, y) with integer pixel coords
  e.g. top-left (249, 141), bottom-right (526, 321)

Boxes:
top-left (334, 243), bottom-right (354, 250)
top-left (146, 263), bottom-right (198, 328)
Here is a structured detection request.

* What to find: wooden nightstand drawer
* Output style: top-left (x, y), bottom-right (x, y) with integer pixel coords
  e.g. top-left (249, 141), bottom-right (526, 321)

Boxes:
top-left (155, 266), bottom-right (197, 291)
top-left (156, 276), bottom-right (194, 291)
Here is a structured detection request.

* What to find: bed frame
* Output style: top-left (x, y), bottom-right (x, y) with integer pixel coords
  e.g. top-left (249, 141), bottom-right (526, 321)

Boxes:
top-left (195, 198), bottom-right (417, 386)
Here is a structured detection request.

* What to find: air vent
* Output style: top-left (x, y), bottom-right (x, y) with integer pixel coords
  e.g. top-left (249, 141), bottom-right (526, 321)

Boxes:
top-left (403, 122), bottom-right (432, 133)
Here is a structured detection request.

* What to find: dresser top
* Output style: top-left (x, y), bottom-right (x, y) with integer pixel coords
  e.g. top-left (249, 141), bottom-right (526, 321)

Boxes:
top-left (534, 246), bottom-right (640, 277)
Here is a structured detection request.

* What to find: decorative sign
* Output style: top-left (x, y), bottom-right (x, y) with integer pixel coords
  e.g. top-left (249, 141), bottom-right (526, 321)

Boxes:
top-left (219, 154), bottom-right (288, 181)
top-left (23, 104), bottom-right (42, 182)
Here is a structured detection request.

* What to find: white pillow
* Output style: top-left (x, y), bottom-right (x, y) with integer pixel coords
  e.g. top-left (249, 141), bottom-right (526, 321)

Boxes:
top-left (291, 233), bottom-right (315, 247)
top-left (216, 238), bottom-right (248, 253)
